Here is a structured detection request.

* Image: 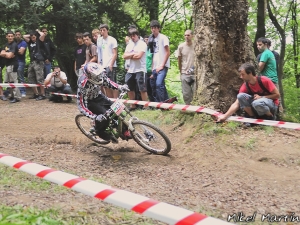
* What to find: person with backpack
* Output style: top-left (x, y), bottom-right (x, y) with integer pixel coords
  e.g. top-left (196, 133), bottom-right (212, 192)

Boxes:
top-left (216, 63), bottom-right (280, 125)
top-left (256, 37), bottom-right (278, 84)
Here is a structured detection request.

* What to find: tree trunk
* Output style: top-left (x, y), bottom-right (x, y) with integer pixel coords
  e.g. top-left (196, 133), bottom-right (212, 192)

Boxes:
top-left (149, 0), bottom-right (159, 21)
top-left (193, 0), bottom-right (256, 112)
top-left (267, 0), bottom-right (289, 108)
top-left (254, 0), bottom-right (266, 56)
top-left (52, 1), bottom-right (77, 92)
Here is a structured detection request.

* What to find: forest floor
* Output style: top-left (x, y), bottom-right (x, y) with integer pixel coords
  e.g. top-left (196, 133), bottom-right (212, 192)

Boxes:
top-left (0, 93), bottom-right (300, 225)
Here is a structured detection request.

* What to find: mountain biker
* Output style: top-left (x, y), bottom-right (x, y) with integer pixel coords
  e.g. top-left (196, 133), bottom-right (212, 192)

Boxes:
top-left (77, 62), bottom-right (131, 141)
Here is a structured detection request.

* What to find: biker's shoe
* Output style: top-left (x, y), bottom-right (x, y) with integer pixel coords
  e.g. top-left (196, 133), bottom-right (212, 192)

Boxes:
top-left (97, 130), bottom-right (113, 141)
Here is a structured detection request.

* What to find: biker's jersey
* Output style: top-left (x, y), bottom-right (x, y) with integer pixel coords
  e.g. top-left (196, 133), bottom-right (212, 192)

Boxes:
top-left (77, 73), bottom-right (119, 119)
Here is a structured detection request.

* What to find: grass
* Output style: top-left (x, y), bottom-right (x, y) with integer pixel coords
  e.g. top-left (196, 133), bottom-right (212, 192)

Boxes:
top-left (0, 205), bottom-right (65, 225)
top-left (0, 204), bottom-right (165, 225)
top-left (0, 157), bottom-right (169, 225)
top-left (0, 163), bottom-right (165, 225)
top-left (245, 138), bottom-right (256, 150)
top-left (0, 164), bottom-right (67, 193)
top-left (262, 125), bottom-right (274, 135)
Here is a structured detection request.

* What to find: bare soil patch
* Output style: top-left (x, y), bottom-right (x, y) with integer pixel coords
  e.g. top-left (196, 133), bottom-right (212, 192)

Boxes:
top-left (0, 94), bottom-right (300, 224)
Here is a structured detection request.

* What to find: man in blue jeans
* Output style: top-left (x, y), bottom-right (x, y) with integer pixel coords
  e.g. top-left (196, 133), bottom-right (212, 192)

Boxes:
top-left (148, 20), bottom-right (170, 102)
top-left (41, 27), bottom-right (56, 79)
top-left (217, 63), bottom-right (280, 126)
top-left (15, 30), bottom-right (27, 97)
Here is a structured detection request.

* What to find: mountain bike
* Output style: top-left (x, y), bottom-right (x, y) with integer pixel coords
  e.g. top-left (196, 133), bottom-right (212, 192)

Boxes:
top-left (75, 91), bottom-right (171, 155)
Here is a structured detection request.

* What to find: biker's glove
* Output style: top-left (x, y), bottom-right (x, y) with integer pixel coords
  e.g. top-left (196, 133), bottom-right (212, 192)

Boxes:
top-left (118, 84), bottom-right (130, 92)
top-left (95, 114), bottom-right (107, 122)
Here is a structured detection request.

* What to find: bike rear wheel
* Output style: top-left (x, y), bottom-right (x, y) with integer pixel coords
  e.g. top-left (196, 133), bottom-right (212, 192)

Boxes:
top-left (130, 120), bottom-right (171, 155)
top-left (75, 114), bottom-right (110, 145)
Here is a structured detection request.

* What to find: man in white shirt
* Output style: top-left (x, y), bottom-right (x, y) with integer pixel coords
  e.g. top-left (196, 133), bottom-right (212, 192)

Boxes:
top-left (148, 20), bottom-right (170, 102)
top-left (44, 65), bottom-right (72, 102)
top-left (98, 24), bottom-right (118, 98)
top-left (123, 28), bottom-right (148, 110)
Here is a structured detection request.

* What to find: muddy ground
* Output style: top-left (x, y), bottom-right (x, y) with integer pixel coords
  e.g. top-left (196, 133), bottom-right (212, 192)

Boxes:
top-left (0, 93), bottom-right (300, 225)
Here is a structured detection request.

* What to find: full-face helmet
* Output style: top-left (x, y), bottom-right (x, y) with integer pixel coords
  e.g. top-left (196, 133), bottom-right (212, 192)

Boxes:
top-left (83, 62), bottom-right (105, 85)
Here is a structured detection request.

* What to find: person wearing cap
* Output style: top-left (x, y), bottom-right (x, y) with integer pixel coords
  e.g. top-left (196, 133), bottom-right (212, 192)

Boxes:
top-left (44, 65), bottom-right (73, 103)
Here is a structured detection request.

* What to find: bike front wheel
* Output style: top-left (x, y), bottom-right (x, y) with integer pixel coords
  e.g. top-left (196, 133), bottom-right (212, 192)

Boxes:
top-left (75, 114), bottom-right (110, 145)
top-left (130, 120), bottom-right (171, 155)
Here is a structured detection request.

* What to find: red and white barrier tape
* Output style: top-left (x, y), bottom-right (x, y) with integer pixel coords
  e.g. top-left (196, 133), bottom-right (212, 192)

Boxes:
top-left (0, 83), bottom-right (47, 88)
top-left (1, 86), bottom-right (296, 131)
top-left (0, 153), bottom-right (233, 225)
top-left (48, 92), bottom-right (300, 131)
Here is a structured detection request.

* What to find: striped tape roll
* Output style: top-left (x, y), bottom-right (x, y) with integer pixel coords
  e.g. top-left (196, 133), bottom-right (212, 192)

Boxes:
top-left (48, 92), bottom-right (300, 131)
top-left (0, 83), bottom-right (47, 88)
top-left (0, 153), bottom-right (233, 225)
top-left (1, 87), bottom-right (296, 131)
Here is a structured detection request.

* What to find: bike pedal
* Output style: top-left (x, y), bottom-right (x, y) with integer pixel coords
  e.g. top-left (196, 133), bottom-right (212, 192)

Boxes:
top-left (111, 137), bottom-right (118, 144)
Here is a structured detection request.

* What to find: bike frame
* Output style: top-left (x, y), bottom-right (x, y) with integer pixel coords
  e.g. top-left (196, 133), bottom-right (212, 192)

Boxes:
top-left (104, 91), bottom-right (136, 142)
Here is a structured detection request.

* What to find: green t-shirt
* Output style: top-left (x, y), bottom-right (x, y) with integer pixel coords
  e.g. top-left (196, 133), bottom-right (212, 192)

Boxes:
top-left (259, 49), bottom-right (278, 83)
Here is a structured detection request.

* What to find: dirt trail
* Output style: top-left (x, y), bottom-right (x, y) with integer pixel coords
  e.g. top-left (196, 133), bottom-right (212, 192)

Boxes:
top-left (0, 96), bottom-right (300, 224)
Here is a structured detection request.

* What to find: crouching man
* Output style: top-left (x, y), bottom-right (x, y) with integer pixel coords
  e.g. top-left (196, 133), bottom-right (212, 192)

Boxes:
top-left (217, 63), bottom-right (280, 126)
top-left (44, 65), bottom-right (73, 102)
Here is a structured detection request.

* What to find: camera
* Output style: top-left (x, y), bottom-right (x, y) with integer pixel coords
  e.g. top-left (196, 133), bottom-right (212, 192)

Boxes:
top-left (55, 72), bottom-right (58, 76)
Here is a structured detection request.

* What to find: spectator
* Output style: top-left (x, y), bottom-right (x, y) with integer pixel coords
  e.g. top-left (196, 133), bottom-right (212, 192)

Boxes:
top-left (148, 20), bottom-right (170, 102)
top-left (41, 27), bottom-right (56, 79)
top-left (177, 30), bottom-right (195, 105)
top-left (257, 38), bottom-right (283, 115)
top-left (0, 31), bottom-right (21, 103)
top-left (256, 37), bottom-right (278, 84)
top-left (143, 35), bottom-right (149, 44)
top-left (124, 36), bottom-right (131, 71)
top-left (98, 24), bottom-right (118, 98)
top-left (144, 35), bottom-right (155, 102)
top-left (92, 29), bottom-right (101, 44)
top-left (257, 39), bottom-right (280, 73)
top-left (83, 32), bottom-right (97, 65)
top-left (123, 28), bottom-right (148, 110)
top-left (74, 33), bottom-right (86, 77)
top-left (23, 29), bottom-right (47, 100)
top-left (217, 63), bottom-right (280, 126)
top-left (15, 30), bottom-right (27, 97)
top-left (44, 65), bottom-right (72, 103)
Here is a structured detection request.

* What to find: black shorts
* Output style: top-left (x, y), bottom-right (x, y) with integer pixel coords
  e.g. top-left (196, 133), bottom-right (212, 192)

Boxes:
top-left (125, 71), bottom-right (147, 92)
top-left (87, 95), bottom-right (113, 136)
top-left (106, 67), bottom-right (117, 82)
top-left (0, 68), bottom-right (2, 83)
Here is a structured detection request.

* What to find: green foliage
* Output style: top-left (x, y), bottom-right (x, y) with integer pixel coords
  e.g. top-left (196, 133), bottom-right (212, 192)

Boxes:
top-left (0, 205), bottom-right (64, 224)
top-left (282, 76), bottom-right (300, 120)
